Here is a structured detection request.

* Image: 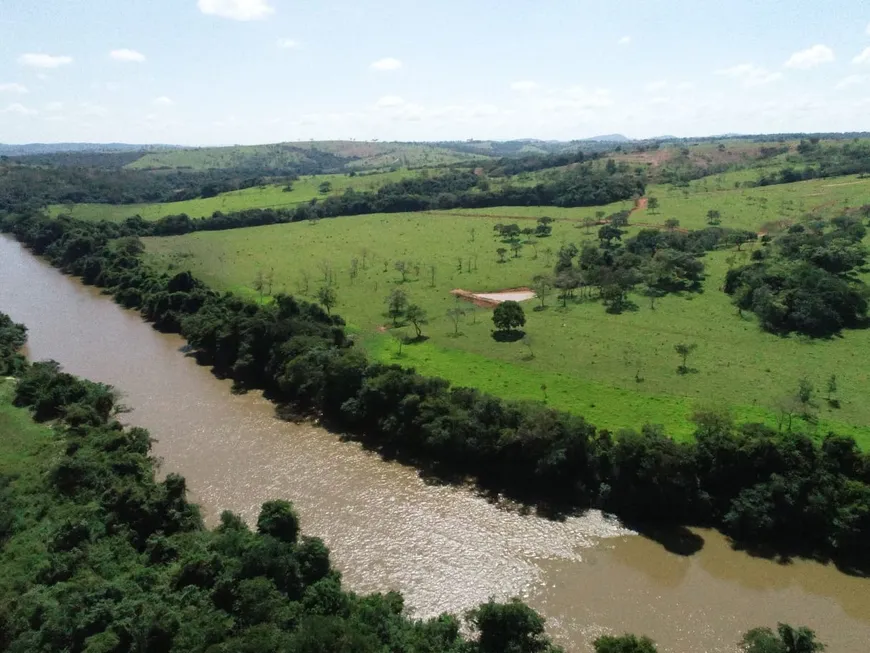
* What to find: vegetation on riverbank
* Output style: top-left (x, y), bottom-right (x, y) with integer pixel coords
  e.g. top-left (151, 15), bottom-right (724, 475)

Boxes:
top-left (4, 211), bottom-right (870, 570)
top-left (0, 313), bottom-right (574, 653)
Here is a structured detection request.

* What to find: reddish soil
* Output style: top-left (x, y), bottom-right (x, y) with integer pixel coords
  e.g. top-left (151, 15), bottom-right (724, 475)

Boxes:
top-left (451, 287), bottom-right (533, 309)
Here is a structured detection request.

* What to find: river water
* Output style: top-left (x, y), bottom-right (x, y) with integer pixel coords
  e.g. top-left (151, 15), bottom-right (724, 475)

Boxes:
top-left (1, 234), bottom-right (868, 652)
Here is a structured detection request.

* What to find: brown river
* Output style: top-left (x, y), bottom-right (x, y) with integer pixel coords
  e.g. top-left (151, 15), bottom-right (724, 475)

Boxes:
top-left (1, 234), bottom-right (869, 652)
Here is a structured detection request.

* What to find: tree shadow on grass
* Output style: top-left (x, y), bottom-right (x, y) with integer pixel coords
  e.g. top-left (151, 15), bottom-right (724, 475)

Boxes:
top-left (406, 335), bottom-right (430, 344)
top-left (491, 329), bottom-right (525, 343)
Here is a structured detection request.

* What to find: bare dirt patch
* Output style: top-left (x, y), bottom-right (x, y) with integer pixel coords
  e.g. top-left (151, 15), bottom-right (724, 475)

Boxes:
top-left (451, 287), bottom-right (535, 308)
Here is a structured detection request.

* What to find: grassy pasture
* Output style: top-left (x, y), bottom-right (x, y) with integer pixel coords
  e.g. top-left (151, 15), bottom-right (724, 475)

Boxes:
top-left (144, 174), bottom-right (870, 445)
top-left (47, 170), bottom-right (421, 223)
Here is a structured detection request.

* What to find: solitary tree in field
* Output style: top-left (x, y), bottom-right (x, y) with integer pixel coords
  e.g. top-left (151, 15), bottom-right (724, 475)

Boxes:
top-left (428, 263), bottom-right (437, 287)
top-left (405, 304), bottom-right (428, 338)
top-left (522, 334), bottom-right (534, 359)
top-left (252, 270), bottom-right (266, 299)
top-left (394, 260), bottom-right (409, 283)
top-left (492, 301), bottom-right (526, 333)
top-left (826, 374), bottom-right (838, 407)
top-left (674, 342), bottom-right (697, 374)
top-left (349, 258), bottom-right (359, 284)
top-left (531, 274), bottom-right (553, 309)
top-left (446, 306), bottom-right (465, 336)
top-left (298, 270), bottom-right (311, 295)
top-left (511, 241), bottom-right (523, 258)
top-left (611, 211), bottom-right (630, 228)
top-left (496, 247), bottom-right (508, 263)
top-left (387, 288), bottom-right (408, 326)
top-left (647, 197), bottom-right (660, 214)
top-left (317, 285), bottom-right (337, 315)
top-left (706, 209), bottom-right (722, 225)
top-left (664, 218), bottom-right (680, 231)
top-left (318, 180), bottom-right (332, 194)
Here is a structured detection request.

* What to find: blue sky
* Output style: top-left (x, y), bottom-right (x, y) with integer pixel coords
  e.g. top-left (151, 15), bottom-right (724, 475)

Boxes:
top-left (2, 0), bottom-right (870, 145)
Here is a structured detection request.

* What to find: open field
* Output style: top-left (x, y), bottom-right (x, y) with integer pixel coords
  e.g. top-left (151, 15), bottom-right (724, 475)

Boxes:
top-left (126, 141), bottom-right (489, 171)
top-left (144, 174), bottom-right (870, 444)
top-left (0, 380), bottom-right (59, 480)
top-left (47, 169), bottom-right (421, 222)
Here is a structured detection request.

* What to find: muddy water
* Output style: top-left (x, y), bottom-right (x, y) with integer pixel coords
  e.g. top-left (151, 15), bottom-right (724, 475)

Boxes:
top-left (1, 234), bottom-right (868, 652)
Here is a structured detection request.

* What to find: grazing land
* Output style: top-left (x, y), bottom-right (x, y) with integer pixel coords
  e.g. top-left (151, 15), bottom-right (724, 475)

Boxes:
top-left (47, 169), bottom-right (422, 222)
top-left (145, 173), bottom-right (870, 444)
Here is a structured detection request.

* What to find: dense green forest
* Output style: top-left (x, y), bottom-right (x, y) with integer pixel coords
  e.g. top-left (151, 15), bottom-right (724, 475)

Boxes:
top-left (4, 210), bottom-right (870, 569)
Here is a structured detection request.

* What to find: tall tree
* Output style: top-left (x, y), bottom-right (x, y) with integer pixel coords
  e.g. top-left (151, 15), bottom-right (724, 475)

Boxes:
top-left (406, 304), bottom-right (428, 338)
top-left (493, 301), bottom-right (526, 332)
top-left (387, 288), bottom-right (408, 326)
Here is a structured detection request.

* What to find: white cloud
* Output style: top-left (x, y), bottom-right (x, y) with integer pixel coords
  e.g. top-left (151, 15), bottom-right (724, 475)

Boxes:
top-left (618, 36), bottom-right (631, 46)
top-left (110, 49), bottom-right (146, 63)
top-left (784, 44), bottom-right (835, 69)
top-left (0, 83), bottom-right (28, 94)
top-left (375, 95), bottom-right (405, 108)
top-left (867, 21), bottom-right (870, 36)
top-left (80, 102), bottom-right (109, 117)
top-left (854, 47), bottom-right (870, 65)
top-left (370, 57), bottom-right (403, 71)
top-left (645, 80), bottom-right (668, 92)
top-left (45, 101), bottom-right (64, 111)
top-left (835, 74), bottom-right (866, 90)
top-left (277, 38), bottom-right (300, 50)
top-left (3, 103), bottom-right (37, 116)
top-left (510, 80), bottom-right (538, 92)
top-left (18, 53), bottom-right (73, 69)
top-left (153, 96), bottom-right (175, 106)
top-left (197, 0), bottom-right (274, 21)
top-left (716, 63), bottom-right (783, 87)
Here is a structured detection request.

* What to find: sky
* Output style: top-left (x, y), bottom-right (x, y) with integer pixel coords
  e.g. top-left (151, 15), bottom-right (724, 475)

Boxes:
top-left (2, 0), bottom-right (870, 145)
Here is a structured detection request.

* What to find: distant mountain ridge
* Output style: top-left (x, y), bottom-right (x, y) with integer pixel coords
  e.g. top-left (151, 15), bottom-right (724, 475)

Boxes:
top-left (0, 143), bottom-right (179, 157)
top-left (582, 134), bottom-right (631, 143)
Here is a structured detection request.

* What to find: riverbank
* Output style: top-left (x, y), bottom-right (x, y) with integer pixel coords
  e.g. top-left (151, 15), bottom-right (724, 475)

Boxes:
top-left (4, 213), bottom-right (870, 571)
top-left (2, 233), bottom-right (870, 651)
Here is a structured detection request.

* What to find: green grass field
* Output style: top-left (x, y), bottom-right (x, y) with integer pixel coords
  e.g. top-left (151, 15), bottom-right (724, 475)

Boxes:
top-left (0, 379), bottom-right (59, 481)
top-left (144, 174), bottom-right (870, 445)
top-left (47, 170), bottom-right (421, 223)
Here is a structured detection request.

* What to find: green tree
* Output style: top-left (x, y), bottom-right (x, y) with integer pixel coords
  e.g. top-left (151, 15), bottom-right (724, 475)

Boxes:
top-left (447, 306), bottom-right (466, 336)
top-left (647, 197), bottom-right (660, 214)
top-left (511, 241), bottom-right (523, 258)
top-left (664, 218), bottom-right (680, 231)
top-left (466, 599), bottom-right (556, 653)
top-left (493, 301), bottom-right (526, 332)
top-left (318, 181), bottom-right (332, 194)
top-left (706, 209), bottom-right (722, 225)
top-left (594, 634), bottom-right (658, 653)
top-left (405, 304), bottom-right (428, 338)
top-left (387, 288), bottom-right (408, 326)
top-left (531, 274), bottom-right (553, 309)
top-left (674, 342), bottom-right (697, 374)
top-left (393, 260), bottom-right (410, 283)
top-left (257, 500), bottom-right (300, 543)
top-left (317, 285), bottom-right (337, 315)
top-left (741, 623), bottom-right (825, 653)
top-left (497, 247), bottom-right (508, 263)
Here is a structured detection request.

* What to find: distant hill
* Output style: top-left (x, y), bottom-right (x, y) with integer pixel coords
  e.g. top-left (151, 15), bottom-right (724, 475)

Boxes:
top-left (582, 134), bottom-right (631, 143)
top-left (127, 141), bottom-right (492, 172)
top-left (0, 143), bottom-right (177, 157)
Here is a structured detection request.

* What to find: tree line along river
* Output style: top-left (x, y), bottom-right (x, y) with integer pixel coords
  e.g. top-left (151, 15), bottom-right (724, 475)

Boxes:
top-left (1, 234), bottom-right (868, 652)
